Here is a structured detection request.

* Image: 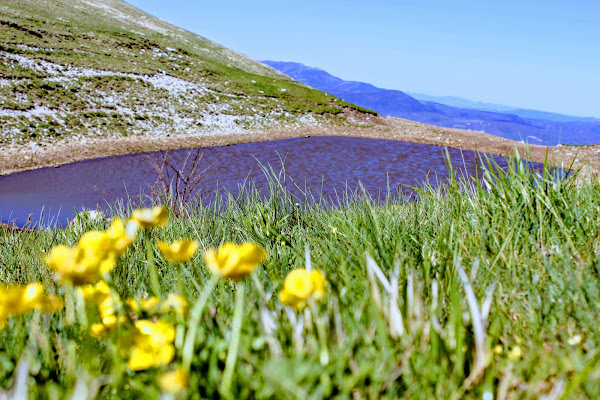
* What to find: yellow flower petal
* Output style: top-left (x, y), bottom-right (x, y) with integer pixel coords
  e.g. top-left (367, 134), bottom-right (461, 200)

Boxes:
top-left (162, 294), bottom-right (188, 315)
top-left (127, 347), bottom-right (156, 371)
top-left (278, 288), bottom-right (307, 311)
top-left (39, 295), bottom-right (65, 313)
top-left (507, 346), bottom-right (523, 361)
top-left (90, 323), bottom-right (108, 338)
top-left (127, 319), bottom-right (176, 371)
top-left (284, 269), bottom-right (313, 298)
top-left (46, 231), bottom-right (116, 285)
top-left (127, 344), bottom-right (175, 371)
top-left (79, 281), bottom-right (111, 304)
top-left (156, 344), bottom-right (175, 366)
top-left (0, 283), bottom-right (62, 324)
top-left (135, 320), bottom-right (176, 344)
top-left (279, 269), bottom-right (313, 310)
top-left (131, 206), bottom-right (169, 229)
top-left (309, 270), bottom-right (326, 300)
top-left (106, 218), bottom-right (138, 255)
top-left (279, 268), bottom-right (327, 310)
top-left (158, 240), bottom-right (198, 263)
top-left (160, 368), bottom-right (188, 394)
top-left (127, 297), bottom-right (159, 313)
top-left (98, 295), bottom-right (120, 320)
top-left (22, 283), bottom-right (44, 309)
top-left (205, 242), bottom-right (267, 280)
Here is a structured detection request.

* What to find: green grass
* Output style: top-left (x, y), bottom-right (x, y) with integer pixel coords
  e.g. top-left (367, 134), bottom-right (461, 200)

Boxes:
top-left (1, 155), bottom-right (600, 398)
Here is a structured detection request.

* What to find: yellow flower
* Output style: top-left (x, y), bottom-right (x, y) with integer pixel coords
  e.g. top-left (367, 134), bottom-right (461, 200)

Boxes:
top-left (79, 281), bottom-right (111, 304)
top-left (162, 293), bottom-right (188, 315)
top-left (0, 283), bottom-right (63, 327)
top-left (204, 242), bottom-right (267, 280)
top-left (0, 283), bottom-right (43, 325)
top-left (279, 269), bottom-right (313, 310)
top-left (101, 314), bottom-right (126, 330)
top-left (310, 270), bottom-right (326, 300)
top-left (106, 218), bottom-right (139, 255)
top-left (127, 320), bottom-right (175, 371)
top-left (127, 297), bottom-right (159, 313)
top-left (39, 295), bottom-right (64, 313)
top-left (159, 368), bottom-right (188, 394)
top-left (20, 283), bottom-right (44, 310)
top-left (78, 231), bottom-right (113, 260)
top-left (158, 240), bottom-right (198, 263)
top-left (127, 294), bottom-right (187, 316)
top-left (46, 232), bottom-right (117, 285)
top-left (98, 295), bottom-right (120, 321)
top-left (90, 323), bottom-right (108, 338)
top-left (131, 206), bottom-right (169, 229)
top-left (79, 281), bottom-right (126, 337)
top-left (507, 346), bottom-right (523, 361)
top-left (279, 268), bottom-right (326, 310)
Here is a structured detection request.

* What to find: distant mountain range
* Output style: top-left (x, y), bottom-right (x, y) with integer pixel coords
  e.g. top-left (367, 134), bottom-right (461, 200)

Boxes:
top-left (262, 61), bottom-right (600, 146)
top-left (406, 93), bottom-right (600, 123)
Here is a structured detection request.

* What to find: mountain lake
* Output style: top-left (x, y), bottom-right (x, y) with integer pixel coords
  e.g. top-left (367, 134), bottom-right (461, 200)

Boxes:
top-left (0, 136), bottom-right (517, 227)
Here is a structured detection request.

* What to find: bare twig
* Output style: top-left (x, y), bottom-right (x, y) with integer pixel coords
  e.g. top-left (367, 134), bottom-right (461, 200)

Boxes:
top-left (144, 149), bottom-right (217, 216)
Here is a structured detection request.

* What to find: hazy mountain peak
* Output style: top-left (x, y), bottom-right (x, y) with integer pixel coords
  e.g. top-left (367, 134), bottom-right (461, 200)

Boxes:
top-left (265, 61), bottom-right (600, 145)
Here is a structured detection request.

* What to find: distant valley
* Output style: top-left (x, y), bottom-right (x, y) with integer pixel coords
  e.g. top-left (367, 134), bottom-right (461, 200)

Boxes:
top-left (263, 61), bottom-right (600, 146)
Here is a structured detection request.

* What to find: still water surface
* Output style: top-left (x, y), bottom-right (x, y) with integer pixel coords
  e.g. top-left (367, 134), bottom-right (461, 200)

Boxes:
top-left (0, 136), bottom-right (508, 227)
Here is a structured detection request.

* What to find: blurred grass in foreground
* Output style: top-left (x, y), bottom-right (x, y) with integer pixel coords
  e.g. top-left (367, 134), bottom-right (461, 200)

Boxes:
top-left (1, 153), bottom-right (599, 399)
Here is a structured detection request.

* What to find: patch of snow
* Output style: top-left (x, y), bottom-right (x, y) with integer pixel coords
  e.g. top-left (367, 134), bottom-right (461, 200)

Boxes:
top-left (0, 107), bottom-right (57, 118)
top-left (1, 51), bottom-right (208, 96)
top-left (0, 79), bottom-right (16, 88)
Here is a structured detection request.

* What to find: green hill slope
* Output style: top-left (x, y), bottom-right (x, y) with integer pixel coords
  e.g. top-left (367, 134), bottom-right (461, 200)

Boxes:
top-left (0, 0), bottom-right (371, 147)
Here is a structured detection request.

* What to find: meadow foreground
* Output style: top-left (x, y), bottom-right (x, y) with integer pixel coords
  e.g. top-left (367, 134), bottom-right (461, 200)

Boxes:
top-left (1, 158), bottom-right (599, 399)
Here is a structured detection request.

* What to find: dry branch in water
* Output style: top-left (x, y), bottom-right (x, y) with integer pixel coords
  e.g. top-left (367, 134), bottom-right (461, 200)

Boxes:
top-left (145, 149), bottom-right (216, 216)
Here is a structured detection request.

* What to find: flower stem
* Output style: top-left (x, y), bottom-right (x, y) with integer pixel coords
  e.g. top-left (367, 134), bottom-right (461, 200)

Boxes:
top-left (146, 236), bottom-right (161, 297)
top-left (64, 285), bottom-right (75, 326)
top-left (251, 273), bottom-right (268, 302)
top-left (182, 276), bottom-right (217, 371)
top-left (220, 283), bottom-right (245, 397)
top-left (175, 263), bottom-right (187, 298)
top-left (310, 301), bottom-right (329, 366)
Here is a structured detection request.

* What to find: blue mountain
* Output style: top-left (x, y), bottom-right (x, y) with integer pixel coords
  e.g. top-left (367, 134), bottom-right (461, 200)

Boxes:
top-left (407, 92), bottom-right (600, 123)
top-left (262, 61), bottom-right (600, 146)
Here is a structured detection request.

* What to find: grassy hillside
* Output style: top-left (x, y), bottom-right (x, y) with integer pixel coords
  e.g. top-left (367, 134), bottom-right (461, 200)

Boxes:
top-left (1, 157), bottom-right (600, 398)
top-left (0, 0), bottom-right (373, 147)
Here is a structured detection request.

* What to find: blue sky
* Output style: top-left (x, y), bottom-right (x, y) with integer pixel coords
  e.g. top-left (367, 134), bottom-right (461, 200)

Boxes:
top-left (126, 0), bottom-right (600, 117)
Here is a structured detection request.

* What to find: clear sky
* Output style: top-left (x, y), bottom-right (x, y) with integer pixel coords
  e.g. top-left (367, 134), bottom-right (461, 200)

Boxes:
top-left (126, 0), bottom-right (600, 117)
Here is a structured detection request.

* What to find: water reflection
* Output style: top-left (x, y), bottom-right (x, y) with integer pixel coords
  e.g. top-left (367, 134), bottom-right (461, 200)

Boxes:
top-left (0, 136), bottom-right (509, 227)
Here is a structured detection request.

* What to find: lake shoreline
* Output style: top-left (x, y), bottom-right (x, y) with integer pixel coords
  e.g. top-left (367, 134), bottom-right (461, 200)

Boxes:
top-left (1, 115), bottom-right (599, 177)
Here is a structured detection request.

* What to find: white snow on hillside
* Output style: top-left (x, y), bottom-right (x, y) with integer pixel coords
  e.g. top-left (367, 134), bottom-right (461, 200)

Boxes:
top-left (1, 52), bottom-right (207, 96)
